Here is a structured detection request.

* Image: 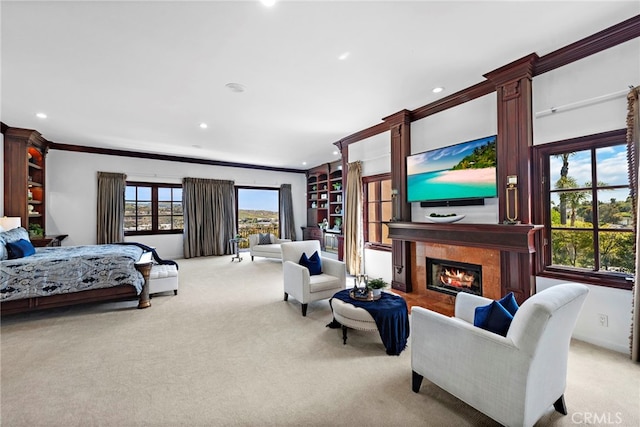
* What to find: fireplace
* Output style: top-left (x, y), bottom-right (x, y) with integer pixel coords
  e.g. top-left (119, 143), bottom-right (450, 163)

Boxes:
top-left (426, 258), bottom-right (482, 297)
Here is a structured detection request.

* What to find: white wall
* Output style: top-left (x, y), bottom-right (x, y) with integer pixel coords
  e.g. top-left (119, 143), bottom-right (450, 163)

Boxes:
top-left (410, 93), bottom-right (499, 224)
top-left (348, 131), bottom-right (393, 280)
top-left (533, 38), bottom-right (640, 145)
top-left (531, 37), bottom-right (639, 354)
top-left (46, 149), bottom-right (307, 259)
top-left (537, 277), bottom-right (633, 354)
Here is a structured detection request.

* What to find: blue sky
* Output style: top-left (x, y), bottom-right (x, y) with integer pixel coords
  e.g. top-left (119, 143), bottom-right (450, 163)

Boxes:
top-left (549, 144), bottom-right (630, 202)
top-left (238, 188), bottom-right (278, 211)
top-left (407, 135), bottom-right (496, 175)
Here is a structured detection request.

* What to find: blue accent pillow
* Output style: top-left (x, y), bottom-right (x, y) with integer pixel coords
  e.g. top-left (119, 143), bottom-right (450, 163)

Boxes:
top-left (258, 233), bottom-right (272, 245)
top-left (0, 226), bottom-right (31, 260)
top-left (298, 251), bottom-right (322, 276)
top-left (474, 300), bottom-right (514, 337)
top-left (6, 238), bottom-right (36, 259)
top-left (498, 292), bottom-right (519, 316)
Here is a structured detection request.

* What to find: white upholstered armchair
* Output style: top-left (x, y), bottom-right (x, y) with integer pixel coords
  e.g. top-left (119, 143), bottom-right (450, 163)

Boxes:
top-left (411, 283), bottom-right (589, 427)
top-left (281, 240), bottom-right (346, 317)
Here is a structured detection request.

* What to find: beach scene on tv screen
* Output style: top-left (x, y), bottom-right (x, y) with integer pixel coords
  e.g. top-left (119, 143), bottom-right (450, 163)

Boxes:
top-left (407, 136), bottom-right (497, 202)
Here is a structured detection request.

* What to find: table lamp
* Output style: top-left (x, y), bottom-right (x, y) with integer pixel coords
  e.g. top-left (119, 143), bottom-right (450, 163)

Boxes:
top-left (0, 217), bottom-right (21, 232)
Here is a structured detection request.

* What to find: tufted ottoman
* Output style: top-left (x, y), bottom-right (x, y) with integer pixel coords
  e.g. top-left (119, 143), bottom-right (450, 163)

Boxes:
top-left (330, 297), bottom-right (378, 345)
top-left (149, 264), bottom-right (179, 296)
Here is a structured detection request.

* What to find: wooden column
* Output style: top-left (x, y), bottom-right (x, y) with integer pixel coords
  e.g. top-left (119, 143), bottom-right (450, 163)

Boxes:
top-left (484, 53), bottom-right (539, 301)
top-left (384, 110), bottom-right (412, 292)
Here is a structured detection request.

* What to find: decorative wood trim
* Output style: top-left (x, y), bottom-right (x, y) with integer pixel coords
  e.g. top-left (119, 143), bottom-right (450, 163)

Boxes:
top-left (410, 80), bottom-right (495, 122)
top-left (333, 121), bottom-right (390, 148)
top-left (386, 222), bottom-right (543, 254)
top-left (534, 14), bottom-right (640, 76)
top-left (48, 142), bottom-right (305, 174)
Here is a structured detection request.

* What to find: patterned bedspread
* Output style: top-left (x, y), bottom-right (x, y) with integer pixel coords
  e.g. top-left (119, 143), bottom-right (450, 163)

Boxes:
top-left (0, 244), bottom-right (144, 302)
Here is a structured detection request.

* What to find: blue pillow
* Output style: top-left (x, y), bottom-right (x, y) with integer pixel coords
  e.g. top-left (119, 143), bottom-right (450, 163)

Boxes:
top-left (258, 233), bottom-right (272, 245)
top-left (6, 238), bottom-right (36, 259)
top-left (498, 292), bottom-right (519, 316)
top-left (298, 251), bottom-right (322, 276)
top-left (474, 300), bottom-right (514, 337)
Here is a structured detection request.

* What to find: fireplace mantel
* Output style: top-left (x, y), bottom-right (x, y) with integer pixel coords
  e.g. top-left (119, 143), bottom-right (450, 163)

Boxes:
top-left (386, 222), bottom-right (543, 253)
top-left (387, 221), bottom-right (544, 303)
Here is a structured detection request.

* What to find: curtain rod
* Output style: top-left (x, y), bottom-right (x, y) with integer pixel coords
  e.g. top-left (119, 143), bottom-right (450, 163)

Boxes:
top-left (535, 87), bottom-right (634, 118)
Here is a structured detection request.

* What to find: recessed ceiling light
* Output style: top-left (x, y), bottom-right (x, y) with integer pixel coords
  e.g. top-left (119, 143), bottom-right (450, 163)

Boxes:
top-left (338, 52), bottom-right (350, 60)
top-left (333, 151), bottom-right (339, 155)
top-left (225, 82), bottom-right (246, 93)
top-left (199, 123), bottom-right (208, 129)
top-left (260, 0), bottom-right (277, 6)
top-left (432, 87), bottom-right (444, 94)
top-left (36, 112), bottom-right (47, 119)
top-left (302, 161), bottom-right (307, 166)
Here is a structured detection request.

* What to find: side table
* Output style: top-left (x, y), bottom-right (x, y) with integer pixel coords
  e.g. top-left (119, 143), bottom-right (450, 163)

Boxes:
top-left (134, 261), bottom-right (153, 309)
top-left (228, 238), bottom-right (247, 262)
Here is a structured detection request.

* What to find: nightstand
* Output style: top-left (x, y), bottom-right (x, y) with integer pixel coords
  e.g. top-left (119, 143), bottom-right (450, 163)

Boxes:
top-left (31, 234), bottom-right (68, 247)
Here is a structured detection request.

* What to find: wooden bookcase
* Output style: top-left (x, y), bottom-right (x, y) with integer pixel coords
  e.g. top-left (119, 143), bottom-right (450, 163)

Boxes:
top-left (3, 127), bottom-right (48, 236)
top-left (303, 161), bottom-right (343, 258)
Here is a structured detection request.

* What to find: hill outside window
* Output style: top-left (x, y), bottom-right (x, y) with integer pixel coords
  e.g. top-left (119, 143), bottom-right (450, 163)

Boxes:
top-left (125, 182), bottom-right (183, 235)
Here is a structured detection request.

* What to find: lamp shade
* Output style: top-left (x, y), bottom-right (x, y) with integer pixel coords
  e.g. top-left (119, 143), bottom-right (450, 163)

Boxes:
top-left (0, 217), bottom-right (22, 232)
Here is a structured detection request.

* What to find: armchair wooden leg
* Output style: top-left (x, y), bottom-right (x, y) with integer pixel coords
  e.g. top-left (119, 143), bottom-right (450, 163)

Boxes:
top-left (412, 371), bottom-right (424, 393)
top-left (301, 304), bottom-right (308, 317)
top-left (342, 325), bottom-right (348, 345)
top-left (284, 292), bottom-right (288, 301)
top-left (553, 395), bottom-right (567, 415)
top-left (251, 255), bottom-right (254, 261)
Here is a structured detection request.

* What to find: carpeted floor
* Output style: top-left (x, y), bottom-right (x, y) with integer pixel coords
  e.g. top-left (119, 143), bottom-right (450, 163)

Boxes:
top-left (1, 253), bottom-right (639, 426)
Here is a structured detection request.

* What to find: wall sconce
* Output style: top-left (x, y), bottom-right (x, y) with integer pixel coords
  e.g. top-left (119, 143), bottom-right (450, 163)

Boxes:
top-left (504, 175), bottom-right (520, 225)
top-left (391, 188), bottom-right (399, 221)
top-left (0, 216), bottom-right (22, 232)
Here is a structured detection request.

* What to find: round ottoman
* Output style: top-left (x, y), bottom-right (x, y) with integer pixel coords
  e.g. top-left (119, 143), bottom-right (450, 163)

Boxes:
top-left (330, 297), bottom-right (378, 345)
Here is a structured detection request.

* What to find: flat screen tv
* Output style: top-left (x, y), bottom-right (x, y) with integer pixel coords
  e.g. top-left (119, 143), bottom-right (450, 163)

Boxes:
top-left (406, 135), bottom-right (497, 204)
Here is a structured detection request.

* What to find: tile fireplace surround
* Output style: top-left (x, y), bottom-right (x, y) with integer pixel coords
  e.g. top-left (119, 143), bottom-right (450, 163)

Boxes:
top-left (387, 222), bottom-right (543, 315)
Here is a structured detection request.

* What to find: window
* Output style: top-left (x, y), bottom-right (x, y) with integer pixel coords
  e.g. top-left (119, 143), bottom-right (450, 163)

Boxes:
top-left (125, 182), bottom-right (183, 235)
top-left (363, 174), bottom-right (392, 249)
top-left (534, 130), bottom-right (634, 289)
top-left (236, 187), bottom-right (280, 248)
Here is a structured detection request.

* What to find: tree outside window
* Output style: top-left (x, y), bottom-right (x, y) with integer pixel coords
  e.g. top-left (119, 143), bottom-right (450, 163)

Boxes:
top-left (536, 132), bottom-right (634, 289)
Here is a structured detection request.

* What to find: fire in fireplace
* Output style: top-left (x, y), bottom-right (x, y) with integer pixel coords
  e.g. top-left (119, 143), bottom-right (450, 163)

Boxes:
top-left (426, 258), bottom-right (482, 297)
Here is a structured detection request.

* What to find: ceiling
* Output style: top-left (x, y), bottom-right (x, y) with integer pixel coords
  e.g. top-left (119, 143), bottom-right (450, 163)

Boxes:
top-left (2, 1), bottom-right (638, 171)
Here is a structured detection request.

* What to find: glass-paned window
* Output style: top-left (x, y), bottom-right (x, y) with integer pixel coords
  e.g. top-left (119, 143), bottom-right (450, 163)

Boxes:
top-left (364, 174), bottom-right (392, 248)
top-left (125, 183), bottom-right (183, 235)
top-left (236, 187), bottom-right (280, 248)
top-left (535, 132), bottom-right (634, 289)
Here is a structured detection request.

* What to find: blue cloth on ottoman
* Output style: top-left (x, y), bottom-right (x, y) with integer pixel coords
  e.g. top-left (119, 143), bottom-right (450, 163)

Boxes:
top-left (331, 289), bottom-right (410, 355)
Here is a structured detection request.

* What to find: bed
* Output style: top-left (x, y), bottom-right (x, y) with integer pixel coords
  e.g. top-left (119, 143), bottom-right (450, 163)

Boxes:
top-left (0, 227), bottom-right (171, 315)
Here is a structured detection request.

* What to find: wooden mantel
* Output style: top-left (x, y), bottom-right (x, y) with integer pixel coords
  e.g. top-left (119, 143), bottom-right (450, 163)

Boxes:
top-left (386, 222), bottom-right (543, 253)
top-left (387, 221), bottom-right (544, 303)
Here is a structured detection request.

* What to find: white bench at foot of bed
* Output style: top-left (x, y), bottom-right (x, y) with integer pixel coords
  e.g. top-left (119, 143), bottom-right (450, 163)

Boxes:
top-left (149, 264), bottom-right (179, 296)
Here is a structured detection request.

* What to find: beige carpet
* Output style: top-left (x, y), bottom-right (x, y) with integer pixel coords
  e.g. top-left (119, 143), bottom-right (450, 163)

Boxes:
top-left (1, 253), bottom-right (639, 427)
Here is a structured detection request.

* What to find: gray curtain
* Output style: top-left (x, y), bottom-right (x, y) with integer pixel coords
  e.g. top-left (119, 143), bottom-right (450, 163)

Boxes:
top-left (96, 172), bottom-right (126, 244)
top-left (345, 161), bottom-right (363, 275)
top-left (279, 184), bottom-right (296, 240)
top-left (627, 86), bottom-right (639, 362)
top-left (183, 178), bottom-right (236, 258)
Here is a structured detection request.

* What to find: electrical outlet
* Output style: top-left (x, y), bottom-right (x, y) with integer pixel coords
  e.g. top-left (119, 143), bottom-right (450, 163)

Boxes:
top-left (598, 314), bottom-right (608, 327)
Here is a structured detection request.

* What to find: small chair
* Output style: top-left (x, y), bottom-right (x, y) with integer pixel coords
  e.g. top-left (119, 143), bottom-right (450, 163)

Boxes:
top-left (281, 240), bottom-right (346, 316)
top-left (411, 283), bottom-right (589, 427)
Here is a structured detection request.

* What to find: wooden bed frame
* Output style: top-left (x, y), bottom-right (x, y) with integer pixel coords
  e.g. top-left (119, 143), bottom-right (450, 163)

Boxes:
top-left (0, 285), bottom-right (144, 316)
top-left (1, 242), bottom-right (175, 316)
